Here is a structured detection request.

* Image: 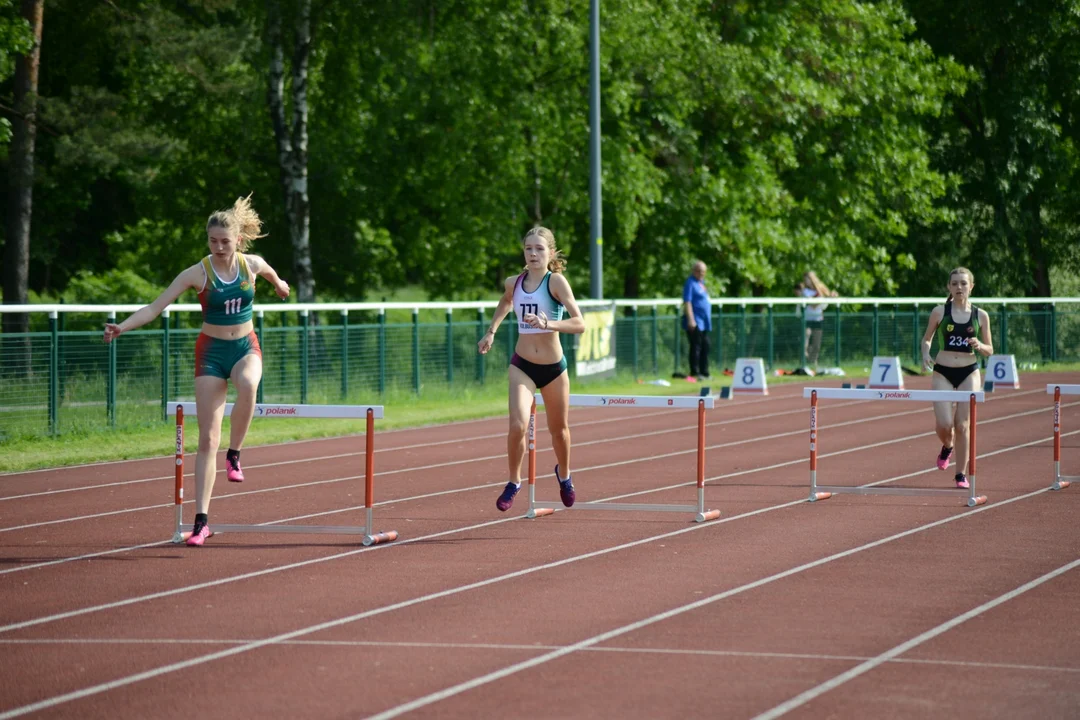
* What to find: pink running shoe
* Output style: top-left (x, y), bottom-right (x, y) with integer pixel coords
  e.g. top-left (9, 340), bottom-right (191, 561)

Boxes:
top-left (955, 474), bottom-right (970, 489)
top-left (186, 522), bottom-right (212, 547)
top-left (935, 445), bottom-right (953, 471)
top-left (226, 454), bottom-right (245, 483)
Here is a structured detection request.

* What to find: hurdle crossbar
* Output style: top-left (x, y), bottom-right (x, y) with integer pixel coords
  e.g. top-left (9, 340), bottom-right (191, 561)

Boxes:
top-left (166, 402), bottom-right (397, 546)
top-left (1047, 385), bottom-right (1080, 491)
top-left (528, 394), bottom-right (720, 522)
top-left (803, 387), bottom-right (988, 507)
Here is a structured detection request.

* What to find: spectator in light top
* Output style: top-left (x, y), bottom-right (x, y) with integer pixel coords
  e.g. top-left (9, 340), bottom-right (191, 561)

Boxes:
top-left (796, 270), bottom-right (837, 372)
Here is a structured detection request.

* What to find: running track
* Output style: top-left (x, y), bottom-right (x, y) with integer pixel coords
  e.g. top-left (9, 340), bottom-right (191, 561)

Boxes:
top-left (1, 375), bottom-right (1078, 719)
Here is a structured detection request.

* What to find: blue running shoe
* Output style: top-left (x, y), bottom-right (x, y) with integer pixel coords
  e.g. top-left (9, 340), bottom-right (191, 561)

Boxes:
top-left (555, 464), bottom-right (576, 507)
top-left (496, 482), bottom-right (520, 512)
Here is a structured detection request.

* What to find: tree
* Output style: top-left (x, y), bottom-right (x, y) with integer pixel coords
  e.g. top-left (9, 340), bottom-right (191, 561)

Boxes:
top-left (597, 0), bottom-right (966, 298)
top-left (266, 0), bottom-right (315, 303)
top-left (0, 0), bottom-right (32, 145)
top-left (2, 0), bottom-right (42, 337)
top-left (902, 0), bottom-right (1080, 301)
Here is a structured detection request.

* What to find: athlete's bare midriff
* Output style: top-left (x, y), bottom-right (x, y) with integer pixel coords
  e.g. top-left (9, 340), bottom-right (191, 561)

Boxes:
top-left (515, 333), bottom-right (563, 365)
top-left (933, 349), bottom-right (978, 368)
top-left (201, 321), bottom-right (255, 340)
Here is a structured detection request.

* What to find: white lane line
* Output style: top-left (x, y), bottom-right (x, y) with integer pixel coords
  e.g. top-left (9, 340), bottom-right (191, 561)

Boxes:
top-left (0, 388), bottom-right (824, 499)
top-left (0, 404), bottom-right (904, 530)
top-left (752, 558), bottom-right (1080, 720)
top-left (0, 433), bottom-right (1072, 719)
top-left (246, 398), bottom-right (1071, 523)
top-left (2, 637), bottom-right (1077, 675)
top-left (2, 394), bottom-right (1055, 535)
top-left (0, 409), bottom-right (661, 499)
top-left (0, 385), bottom-right (814, 479)
top-left (1, 399), bottom-right (1067, 576)
top-left (366, 485), bottom-right (1068, 720)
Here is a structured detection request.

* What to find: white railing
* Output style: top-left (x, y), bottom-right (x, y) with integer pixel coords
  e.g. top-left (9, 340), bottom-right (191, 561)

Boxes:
top-left (2, 296), bottom-right (1077, 315)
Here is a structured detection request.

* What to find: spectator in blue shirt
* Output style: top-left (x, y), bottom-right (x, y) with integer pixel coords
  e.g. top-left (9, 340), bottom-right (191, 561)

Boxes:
top-left (682, 261), bottom-right (712, 379)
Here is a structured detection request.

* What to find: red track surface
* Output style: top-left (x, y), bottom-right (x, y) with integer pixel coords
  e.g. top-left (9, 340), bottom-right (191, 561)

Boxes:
top-left (1, 375), bottom-right (1078, 719)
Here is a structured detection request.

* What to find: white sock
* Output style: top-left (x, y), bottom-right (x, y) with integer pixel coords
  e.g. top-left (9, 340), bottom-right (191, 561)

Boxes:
top-left (511, 481), bottom-right (521, 488)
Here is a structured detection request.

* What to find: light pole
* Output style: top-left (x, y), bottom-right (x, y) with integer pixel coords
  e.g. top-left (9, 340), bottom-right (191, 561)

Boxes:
top-left (588, 0), bottom-right (603, 299)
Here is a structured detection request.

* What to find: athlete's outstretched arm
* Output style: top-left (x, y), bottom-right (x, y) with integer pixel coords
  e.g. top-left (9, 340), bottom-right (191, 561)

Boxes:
top-left (544, 274), bottom-right (585, 335)
top-left (103, 265), bottom-right (203, 343)
top-left (246, 254), bottom-right (290, 299)
top-left (920, 305), bottom-right (945, 371)
top-left (477, 276), bottom-right (516, 354)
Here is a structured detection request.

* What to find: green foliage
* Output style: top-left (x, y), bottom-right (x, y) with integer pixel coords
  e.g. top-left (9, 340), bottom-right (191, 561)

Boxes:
top-left (104, 218), bottom-right (200, 285)
top-left (60, 268), bottom-right (165, 304)
top-left (3, 0), bottom-right (1075, 307)
top-left (14, 0), bottom-right (272, 295)
top-left (901, 0), bottom-right (1080, 297)
top-left (0, 0), bottom-right (32, 145)
top-left (621, 0), bottom-right (968, 298)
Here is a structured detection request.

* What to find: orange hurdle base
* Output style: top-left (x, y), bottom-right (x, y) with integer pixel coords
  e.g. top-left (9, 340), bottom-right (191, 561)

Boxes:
top-left (364, 531), bottom-right (399, 546)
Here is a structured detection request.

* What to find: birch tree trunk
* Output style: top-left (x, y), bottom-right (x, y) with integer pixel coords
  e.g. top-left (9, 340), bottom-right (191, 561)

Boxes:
top-left (2, 0), bottom-right (43, 337)
top-left (266, 0), bottom-right (314, 303)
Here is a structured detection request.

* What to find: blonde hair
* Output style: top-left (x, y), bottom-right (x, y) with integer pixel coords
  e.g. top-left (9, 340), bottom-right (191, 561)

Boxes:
top-left (522, 226), bottom-right (567, 273)
top-left (803, 270), bottom-right (832, 298)
top-left (206, 194), bottom-right (266, 251)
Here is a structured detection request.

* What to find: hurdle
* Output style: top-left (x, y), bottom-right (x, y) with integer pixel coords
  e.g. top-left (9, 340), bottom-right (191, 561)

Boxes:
top-left (167, 402), bottom-right (397, 546)
top-left (1048, 384), bottom-right (1080, 491)
top-left (804, 387), bottom-right (988, 507)
top-left (526, 394), bottom-right (720, 522)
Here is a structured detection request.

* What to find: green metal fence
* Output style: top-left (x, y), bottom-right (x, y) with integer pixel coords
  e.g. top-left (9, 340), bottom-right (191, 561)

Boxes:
top-left (1, 298), bottom-right (1077, 440)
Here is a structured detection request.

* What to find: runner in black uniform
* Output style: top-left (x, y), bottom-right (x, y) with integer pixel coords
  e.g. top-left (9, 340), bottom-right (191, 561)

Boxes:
top-left (920, 267), bottom-right (994, 489)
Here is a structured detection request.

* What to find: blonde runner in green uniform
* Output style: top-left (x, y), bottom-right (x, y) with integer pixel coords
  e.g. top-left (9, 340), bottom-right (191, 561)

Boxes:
top-left (104, 195), bottom-right (290, 546)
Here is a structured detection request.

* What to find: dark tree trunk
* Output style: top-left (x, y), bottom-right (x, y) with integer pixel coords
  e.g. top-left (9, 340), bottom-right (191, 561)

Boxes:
top-left (1022, 194), bottom-right (1054, 360)
top-left (2, 0), bottom-right (43, 338)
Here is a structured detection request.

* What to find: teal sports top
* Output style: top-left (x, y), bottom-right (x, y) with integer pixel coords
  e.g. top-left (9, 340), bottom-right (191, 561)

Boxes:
top-left (197, 254), bottom-right (255, 325)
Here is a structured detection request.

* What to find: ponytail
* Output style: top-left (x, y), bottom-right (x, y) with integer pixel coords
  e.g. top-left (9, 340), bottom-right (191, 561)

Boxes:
top-left (207, 194), bottom-right (267, 251)
top-left (522, 226), bottom-right (567, 273)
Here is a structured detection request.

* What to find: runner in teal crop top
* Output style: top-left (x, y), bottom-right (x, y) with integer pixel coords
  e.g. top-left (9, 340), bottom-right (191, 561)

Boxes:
top-left (103, 195), bottom-right (290, 547)
top-left (198, 253), bottom-right (256, 325)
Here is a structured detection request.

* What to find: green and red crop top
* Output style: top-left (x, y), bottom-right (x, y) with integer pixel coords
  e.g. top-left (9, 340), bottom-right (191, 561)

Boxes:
top-left (198, 254), bottom-right (255, 325)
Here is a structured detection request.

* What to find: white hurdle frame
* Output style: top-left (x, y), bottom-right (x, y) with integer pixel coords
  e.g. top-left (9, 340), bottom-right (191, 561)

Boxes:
top-left (527, 394), bottom-right (721, 523)
top-left (804, 387), bottom-right (988, 507)
top-left (166, 402), bottom-right (397, 546)
top-left (1047, 384), bottom-right (1080, 491)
